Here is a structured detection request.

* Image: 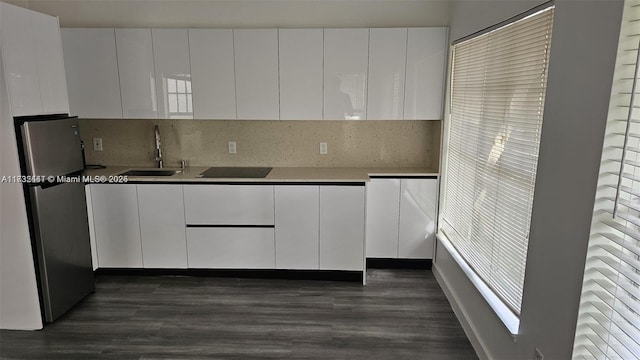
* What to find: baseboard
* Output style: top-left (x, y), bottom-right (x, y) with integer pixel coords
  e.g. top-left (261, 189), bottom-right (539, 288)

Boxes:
top-left (433, 264), bottom-right (489, 360)
top-left (94, 268), bottom-right (363, 282)
top-left (366, 258), bottom-right (432, 269)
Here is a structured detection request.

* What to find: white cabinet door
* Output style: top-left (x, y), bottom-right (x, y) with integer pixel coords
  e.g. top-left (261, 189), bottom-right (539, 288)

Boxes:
top-left (90, 184), bottom-right (143, 268)
top-left (398, 179), bottom-right (437, 259)
top-left (61, 29), bottom-right (123, 118)
top-left (84, 185), bottom-right (98, 270)
top-left (0, 3), bottom-right (67, 116)
top-left (183, 185), bottom-right (274, 225)
top-left (33, 13), bottom-right (69, 115)
top-left (323, 29), bottom-right (369, 120)
top-left (137, 185), bottom-right (187, 268)
top-left (0, 3), bottom-right (41, 116)
top-left (365, 179), bottom-right (401, 258)
top-left (404, 28), bottom-right (447, 120)
top-left (278, 29), bottom-right (323, 120)
top-left (367, 28), bottom-right (407, 120)
top-left (233, 29), bottom-right (279, 120)
top-left (274, 186), bottom-right (319, 269)
top-left (152, 29), bottom-right (192, 119)
top-left (115, 29), bottom-right (158, 119)
top-left (186, 228), bottom-right (275, 268)
top-left (188, 29), bottom-right (236, 119)
top-left (319, 186), bottom-right (365, 270)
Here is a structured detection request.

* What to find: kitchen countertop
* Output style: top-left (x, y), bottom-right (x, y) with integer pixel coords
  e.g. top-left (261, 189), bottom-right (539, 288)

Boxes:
top-left (83, 166), bottom-right (438, 183)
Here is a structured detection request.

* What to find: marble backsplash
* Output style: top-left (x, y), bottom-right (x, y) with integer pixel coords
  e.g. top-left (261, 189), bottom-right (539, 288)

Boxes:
top-left (79, 119), bottom-right (441, 170)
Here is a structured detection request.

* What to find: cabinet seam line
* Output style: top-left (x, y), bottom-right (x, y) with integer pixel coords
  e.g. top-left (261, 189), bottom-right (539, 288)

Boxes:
top-left (182, 185), bottom-right (189, 268)
top-left (277, 29), bottom-right (281, 121)
top-left (150, 29), bottom-right (159, 119)
top-left (113, 29), bottom-right (125, 118)
top-left (135, 185), bottom-right (145, 268)
top-left (402, 28), bottom-right (409, 120)
top-left (232, 29), bottom-right (238, 119)
top-left (186, 29), bottom-right (193, 120)
top-left (365, 28), bottom-right (370, 120)
top-left (396, 180), bottom-right (402, 258)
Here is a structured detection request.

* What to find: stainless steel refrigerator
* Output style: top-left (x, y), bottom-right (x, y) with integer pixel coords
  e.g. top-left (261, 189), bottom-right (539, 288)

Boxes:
top-left (16, 114), bottom-right (94, 322)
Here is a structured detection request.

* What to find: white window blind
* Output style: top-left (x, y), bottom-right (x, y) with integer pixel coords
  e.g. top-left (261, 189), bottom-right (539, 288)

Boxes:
top-left (573, 0), bottom-right (640, 358)
top-left (439, 6), bottom-right (554, 320)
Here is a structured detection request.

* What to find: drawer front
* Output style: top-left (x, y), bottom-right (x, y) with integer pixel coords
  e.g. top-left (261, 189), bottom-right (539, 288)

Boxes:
top-left (186, 228), bottom-right (275, 268)
top-left (183, 185), bottom-right (274, 225)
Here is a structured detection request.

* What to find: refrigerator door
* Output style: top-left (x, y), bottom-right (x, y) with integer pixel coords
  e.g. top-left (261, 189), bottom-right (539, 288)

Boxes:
top-left (21, 117), bottom-right (84, 176)
top-left (30, 181), bottom-right (94, 322)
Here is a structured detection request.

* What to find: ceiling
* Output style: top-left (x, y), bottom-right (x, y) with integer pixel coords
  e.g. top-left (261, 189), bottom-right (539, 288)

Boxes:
top-left (3, 0), bottom-right (452, 28)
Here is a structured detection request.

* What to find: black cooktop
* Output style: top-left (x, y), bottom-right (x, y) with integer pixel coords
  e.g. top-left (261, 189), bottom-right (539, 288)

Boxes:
top-left (199, 167), bottom-right (273, 178)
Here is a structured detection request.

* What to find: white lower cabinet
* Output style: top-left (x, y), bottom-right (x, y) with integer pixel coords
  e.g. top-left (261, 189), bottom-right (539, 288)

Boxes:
top-left (186, 228), bottom-right (275, 268)
top-left (319, 186), bottom-right (365, 271)
top-left (137, 185), bottom-right (187, 268)
top-left (183, 185), bottom-right (274, 225)
top-left (365, 178), bottom-right (438, 259)
top-left (84, 185), bottom-right (98, 270)
top-left (398, 179), bottom-right (438, 258)
top-left (365, 179), bottom-right (401, 257)
top-left (89, 184), bottom-right (143, 268)
top-left (89, 183), bottom-right (366, 273)
top-left (274, 186), bottom-right (320, 270)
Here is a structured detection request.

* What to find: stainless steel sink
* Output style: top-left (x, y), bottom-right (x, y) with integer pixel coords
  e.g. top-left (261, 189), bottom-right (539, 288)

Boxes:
top-left (199, 167), bottom-right (272, 178)
top-left (120, 169), bottom-right (182, 177)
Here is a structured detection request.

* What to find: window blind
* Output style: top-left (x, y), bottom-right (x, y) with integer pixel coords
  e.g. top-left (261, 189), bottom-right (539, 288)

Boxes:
top-left (573, 0), bottom-right (640, 358)
top-left (439, 6), bottom-right (554, 318)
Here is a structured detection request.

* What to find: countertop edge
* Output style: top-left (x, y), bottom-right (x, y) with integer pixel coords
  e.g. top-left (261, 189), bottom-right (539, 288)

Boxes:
top-left (83, 167), bottom-right (439, 184)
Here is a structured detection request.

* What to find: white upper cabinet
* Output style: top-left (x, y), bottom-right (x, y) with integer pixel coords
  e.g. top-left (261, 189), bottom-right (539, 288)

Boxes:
top-left (115, 29), bottom-right (158, 119)
top-left (323, 29), bottom-right (369, 120)
top-left (367, 28), bottom-right (407, 120)
top-left (0, 3), bottom-right (69, 116)
top-left (33, 14), bottom-right (69, 115)
top-left (233, 29), bottom-right (279, 120)
top-left (0, 3), bottom-right (42, 116)
top-left (56, 26), bottom-right (446, 120)
top-left (61, 29), bottom-right (123, 119)
top-left (188, 29), bottom-right (236, 120)
top-left (278, 29), bottom-right (323, 120)
top-left (404, 27), bottom-right (447, 120)
top-left (152, 29), bottom-right (192, 119)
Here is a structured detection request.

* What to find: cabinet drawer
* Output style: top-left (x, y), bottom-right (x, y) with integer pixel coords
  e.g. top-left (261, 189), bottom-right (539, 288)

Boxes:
top-left (186, 228), bottom-right (275, 268)
top-left (183, 185), bottom-right (274, 225)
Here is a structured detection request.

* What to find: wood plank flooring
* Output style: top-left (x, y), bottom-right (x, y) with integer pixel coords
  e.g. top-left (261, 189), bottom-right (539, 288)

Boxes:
top-left (0, 269), bottom-right (477, 359)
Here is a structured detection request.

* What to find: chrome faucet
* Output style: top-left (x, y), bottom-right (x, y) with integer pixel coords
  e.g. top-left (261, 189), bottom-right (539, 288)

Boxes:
top-left (154, 124), bottom-right (163, 168)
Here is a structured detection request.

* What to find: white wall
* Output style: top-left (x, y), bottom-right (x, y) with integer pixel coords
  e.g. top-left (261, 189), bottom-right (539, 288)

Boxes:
top-left (0, 35), bottom-right (43, 330)
top-left (2, 0), bottom-right (450, 28)
top-left (435, 0), bottom-right (624, 359)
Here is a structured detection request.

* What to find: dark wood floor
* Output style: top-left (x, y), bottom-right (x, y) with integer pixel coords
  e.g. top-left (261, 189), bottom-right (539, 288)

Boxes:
top-left (0, 269), bottom-right (477, 359)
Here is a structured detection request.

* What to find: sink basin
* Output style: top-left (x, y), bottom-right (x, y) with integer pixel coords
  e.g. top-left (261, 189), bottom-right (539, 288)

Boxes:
top-left (120, 169), bottom-right (182, 177)
top-left (199, 167), bottom-right (272, 178)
